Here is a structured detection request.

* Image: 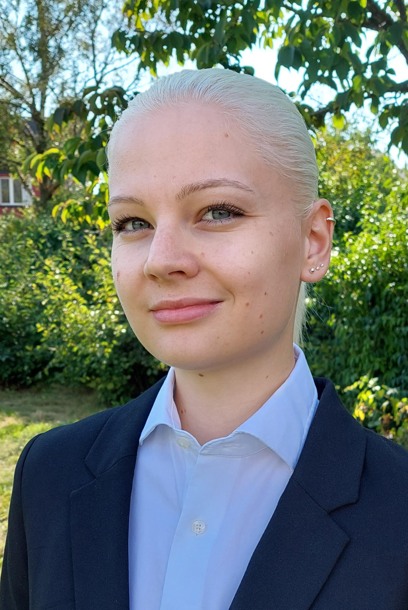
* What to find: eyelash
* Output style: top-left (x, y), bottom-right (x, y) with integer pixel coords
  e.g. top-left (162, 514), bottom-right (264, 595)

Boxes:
top-left (202, 202), bottom-right (244, 224)
top-left (110, 202), bottom-right (244, 234)
top-left (110, 215), bottom-right (149, 234)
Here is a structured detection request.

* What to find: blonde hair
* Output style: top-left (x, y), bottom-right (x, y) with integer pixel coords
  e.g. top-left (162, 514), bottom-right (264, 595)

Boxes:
top-left (108, 68), bottom-right (319, 342)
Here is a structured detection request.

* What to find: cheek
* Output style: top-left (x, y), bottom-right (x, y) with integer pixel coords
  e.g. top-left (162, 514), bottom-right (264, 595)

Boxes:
top-left (111, 249), bottom-right (139, 295)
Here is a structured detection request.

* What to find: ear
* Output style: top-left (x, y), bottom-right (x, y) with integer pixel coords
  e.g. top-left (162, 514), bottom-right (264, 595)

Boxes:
top-left (300, 199), bottom-right (334, 283)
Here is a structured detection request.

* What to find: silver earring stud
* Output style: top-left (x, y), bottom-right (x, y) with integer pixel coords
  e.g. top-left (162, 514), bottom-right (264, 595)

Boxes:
top-left (309, 263), bottom-right (324, 273)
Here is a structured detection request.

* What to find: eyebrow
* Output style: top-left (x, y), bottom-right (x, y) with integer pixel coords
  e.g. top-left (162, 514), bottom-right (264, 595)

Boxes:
top-left (108, 178), bottom-right (255, 207)
top-left (108, 195), bottom-right (144, 207)
top-left (176, 179), bottom-right (255, 200)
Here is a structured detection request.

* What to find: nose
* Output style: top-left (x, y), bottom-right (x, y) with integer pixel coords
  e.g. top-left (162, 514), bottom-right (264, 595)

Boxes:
top-left (143, 224), bottom-right (200, 280)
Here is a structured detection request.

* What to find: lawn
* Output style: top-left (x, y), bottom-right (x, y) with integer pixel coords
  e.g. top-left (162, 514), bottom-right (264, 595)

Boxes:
top-left (0, 384), bottom-right (102, 568)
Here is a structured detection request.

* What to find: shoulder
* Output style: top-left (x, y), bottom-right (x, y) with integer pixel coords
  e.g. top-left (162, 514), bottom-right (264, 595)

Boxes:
top-left (16, 378), bottom-right (165, 484)
top-left (314, 376), bottom-right (408, 486)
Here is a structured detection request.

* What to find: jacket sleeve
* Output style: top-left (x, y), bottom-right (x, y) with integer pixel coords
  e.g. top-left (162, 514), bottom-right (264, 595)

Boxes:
top-left (0, 437), bottom-right (38, 610)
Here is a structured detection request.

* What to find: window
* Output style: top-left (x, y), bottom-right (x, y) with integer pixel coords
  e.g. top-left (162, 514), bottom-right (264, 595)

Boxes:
top-left (1, 178), bottom-right (10, 203)
top-left (13, 179), bottom-right (22, 203)
top-left (0, 177), bottom-right (31, 206)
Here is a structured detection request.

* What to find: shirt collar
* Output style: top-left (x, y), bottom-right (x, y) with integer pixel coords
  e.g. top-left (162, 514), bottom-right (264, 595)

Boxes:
top-left (140, 345), bottom-right (317, 470)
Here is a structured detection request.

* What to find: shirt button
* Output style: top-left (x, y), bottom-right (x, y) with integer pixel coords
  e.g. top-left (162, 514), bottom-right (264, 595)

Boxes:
top-left (192, 520), bottom-right (206, 535)
top-left (177, 437), bottom-right (191, 449)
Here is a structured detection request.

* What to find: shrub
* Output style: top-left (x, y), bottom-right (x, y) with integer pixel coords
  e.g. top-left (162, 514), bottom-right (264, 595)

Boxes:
top-left (305, 195), bottom-right (408, 397)
top-left (346, 376), bottom-right (408, 450)
top-left (305, 130), bottom-right (408, 403)
top-left (0, 210), bottom-right (164, 405)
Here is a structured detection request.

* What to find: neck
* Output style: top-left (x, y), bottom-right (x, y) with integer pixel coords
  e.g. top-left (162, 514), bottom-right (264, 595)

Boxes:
top-left (173, 345), bottom-right (296, 445)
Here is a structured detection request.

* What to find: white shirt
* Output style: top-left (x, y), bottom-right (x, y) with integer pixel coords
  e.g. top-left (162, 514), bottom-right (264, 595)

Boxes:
top-left (129, 346), bottom-right (318, 610)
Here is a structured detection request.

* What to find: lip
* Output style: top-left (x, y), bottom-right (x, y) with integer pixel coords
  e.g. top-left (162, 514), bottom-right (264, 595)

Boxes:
top-left (150, 298), bottom-right (222, 324)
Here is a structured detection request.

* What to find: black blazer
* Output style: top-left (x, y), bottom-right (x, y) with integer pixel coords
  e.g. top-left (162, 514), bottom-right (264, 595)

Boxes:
top-left (2, 378), bottom-right (408, 610)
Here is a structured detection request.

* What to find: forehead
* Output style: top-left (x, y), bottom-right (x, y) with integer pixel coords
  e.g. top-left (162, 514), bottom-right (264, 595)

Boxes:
top-left (110, 103), bottom-right (255, 179)
top-left (108, 102), bottom-right (294, 208)
top-left (110, 102), bottom-right (236, 162)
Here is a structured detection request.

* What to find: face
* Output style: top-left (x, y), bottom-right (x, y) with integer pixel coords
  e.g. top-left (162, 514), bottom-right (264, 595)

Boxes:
top-left (108, 102), bottom-right (311, 375)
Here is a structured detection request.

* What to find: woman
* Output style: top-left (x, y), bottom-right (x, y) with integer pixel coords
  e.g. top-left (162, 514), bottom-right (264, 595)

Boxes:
top-left (2, 69), bottom-right (408, 610)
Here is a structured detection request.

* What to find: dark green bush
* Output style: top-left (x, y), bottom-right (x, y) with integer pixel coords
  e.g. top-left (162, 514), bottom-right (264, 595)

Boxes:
top-left (304, 129), bottom-right (408, 410)
top-left (305, 194), bottom-right (408, 400)
top-left (0, 210), bottom-right (164, 405)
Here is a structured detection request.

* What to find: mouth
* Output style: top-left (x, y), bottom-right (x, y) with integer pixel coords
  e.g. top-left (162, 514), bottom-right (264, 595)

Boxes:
top-left (150, 299), bottom-right (222, 324)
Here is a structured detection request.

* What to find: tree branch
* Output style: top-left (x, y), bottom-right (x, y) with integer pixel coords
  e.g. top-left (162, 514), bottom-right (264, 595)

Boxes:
top-left (364, 0), bottom-right (408, 63)
top-left (0, 76), bottom-right (30, 105)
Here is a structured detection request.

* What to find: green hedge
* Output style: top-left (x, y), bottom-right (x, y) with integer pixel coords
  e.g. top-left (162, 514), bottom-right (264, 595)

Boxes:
top-left (0, 210), bottom-right (164, 405)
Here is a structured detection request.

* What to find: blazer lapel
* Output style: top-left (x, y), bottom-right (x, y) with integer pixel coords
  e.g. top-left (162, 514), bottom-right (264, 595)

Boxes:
top-left (231, 379), bottom-right (367, 610)
top-left (69, 380), bottom-right (164, 610)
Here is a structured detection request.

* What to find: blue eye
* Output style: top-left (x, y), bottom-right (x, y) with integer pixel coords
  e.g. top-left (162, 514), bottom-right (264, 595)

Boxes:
top-left (202, 203), bottom-right (243, 223)
top-left (127, 219), bottom-right (151, 231)
top-left (111, 216), bottom-right (152, 233)
top-left (204, 208), bottom-right (232, 220)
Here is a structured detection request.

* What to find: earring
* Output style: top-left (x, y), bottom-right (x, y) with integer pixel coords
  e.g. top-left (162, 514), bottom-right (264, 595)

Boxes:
top-left (309, 263), bottom-right (325, 273)
top-left (326, 217), bottom-right (336, 223)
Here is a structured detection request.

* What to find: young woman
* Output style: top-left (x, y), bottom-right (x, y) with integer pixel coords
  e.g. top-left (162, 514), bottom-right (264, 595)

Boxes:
top-left (2, 69), bottom-right (408, 610)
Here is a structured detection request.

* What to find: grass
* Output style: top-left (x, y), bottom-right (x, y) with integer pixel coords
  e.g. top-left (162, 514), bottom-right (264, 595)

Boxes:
top-left (0, 384), bottom-right (102, 568)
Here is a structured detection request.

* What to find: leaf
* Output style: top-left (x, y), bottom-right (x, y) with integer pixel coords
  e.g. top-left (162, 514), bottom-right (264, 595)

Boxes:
top-left (332, 114), bottom-right (345, 130)
top-left (96, 148), bottom-right (107, 170)
top-left (278, 45), bottom-right (295, 69)
top-left (347, 0), bottom-right (365, 22)
top-left (63, 137), bottom-right (82, 156)
top-left (77, 150), bottom-right (96, 168)
top-left (335, 56), bottom-right (350, 81)
top-left (52, 107), bottom-right (66, 127)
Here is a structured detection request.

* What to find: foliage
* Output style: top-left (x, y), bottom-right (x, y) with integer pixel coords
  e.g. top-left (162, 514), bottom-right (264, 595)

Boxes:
top-left (0, 0), bottom-right (134, 208)
top-left (305, 136), bottom-right (408, 396)
top-left (116, 0), bottom-right (408, 153)
top-left (0, 212), bottom-right (54, 386)
top-left (0, 210), bottom-right (164, 404)
top-left (316, 127), bottom-right (404, 237)
top-left (347, 376), bottom-right (408, 449)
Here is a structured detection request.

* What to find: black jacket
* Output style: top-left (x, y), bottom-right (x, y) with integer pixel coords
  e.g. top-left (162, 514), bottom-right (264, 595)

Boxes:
top-left (2, 378), bottom-right (408, 609)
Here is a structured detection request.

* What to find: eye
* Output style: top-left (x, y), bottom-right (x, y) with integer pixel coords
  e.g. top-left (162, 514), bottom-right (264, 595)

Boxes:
top-left (111, 215), bottom-right (152, 233)
top-left (201, 203), bottom-right (244, 223)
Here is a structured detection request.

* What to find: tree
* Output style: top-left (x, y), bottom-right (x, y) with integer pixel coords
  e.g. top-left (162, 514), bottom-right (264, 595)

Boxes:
top-left (114, 0), bottom-right (408, 153)
top-left (0, 0), bottom-right (135, 208)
